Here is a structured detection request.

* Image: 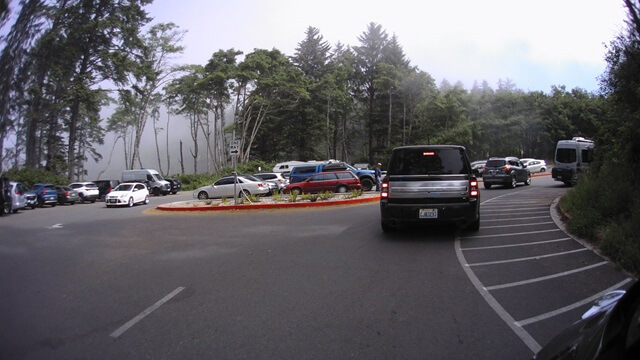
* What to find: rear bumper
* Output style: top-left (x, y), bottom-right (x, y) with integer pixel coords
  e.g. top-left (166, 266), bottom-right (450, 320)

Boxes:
top-left (380, 199), bottom-right (479, 227)
top-left (483, 174), bottom-right (511, 185)
top-left (552, 168), bottom-right (575, 183)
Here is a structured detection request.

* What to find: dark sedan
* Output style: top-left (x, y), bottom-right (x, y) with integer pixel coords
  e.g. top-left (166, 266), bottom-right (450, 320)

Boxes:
top-left (55, 186), bottom-right (80, 205)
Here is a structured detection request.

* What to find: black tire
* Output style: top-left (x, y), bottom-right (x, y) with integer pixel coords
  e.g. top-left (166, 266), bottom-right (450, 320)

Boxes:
top-left (153, 188), bottom-right (160, 196)
top-left (50, 203), bottom-right (56, 207)
top-left (466, 216), bottom-right (480, 232)
top-left (484, 183), bottom-right (492, 189)
top-left (360, 178), bottom-right (374, 191)
top-left (90, 199), bottom-right (96, 203)
top-left (38, 198), bottom-right (44, 208)
top-left (197, 191), bottom-right (209, 200)
top-left (144, 195), bottom-right (149, 204)
top-left (508, 175), bottom-right (517, 188)
top-left (540, 167), bottom-right (546, 173)
top-left (31, 204), bottom-right (37, 210)
top-left (290, 188), bottom-right (302, 196)
top-left (239, 189), bottom-right (251, 198)
top-left (70, 201), bottom-right (75, 205)
top-left (128, 197), bottom-right (134, 207)
top-left (525, 174), bottom-right (531, 186)
top-left (337, 185), bottom-right (349, 193)
top-left (12, 208), bottom-right (19, 214)
top-left (171, 191), bottom-right (177, 195)
top-left (381, 222), bottom-right (397, 233)
top-left (563, 181), bottom-right (572, 187)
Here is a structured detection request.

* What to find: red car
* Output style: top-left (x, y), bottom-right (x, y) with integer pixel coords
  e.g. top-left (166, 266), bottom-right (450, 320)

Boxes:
top-left (284, 171), bottom-right (362, 195)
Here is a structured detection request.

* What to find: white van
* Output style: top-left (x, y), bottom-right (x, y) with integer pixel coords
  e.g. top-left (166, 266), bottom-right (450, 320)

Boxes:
top-left (551, 137), bottom-right (595, 186)
top-left (121, 169), bottom-right (171, 196)
top-left (272, 161), bottom-right (307, 173)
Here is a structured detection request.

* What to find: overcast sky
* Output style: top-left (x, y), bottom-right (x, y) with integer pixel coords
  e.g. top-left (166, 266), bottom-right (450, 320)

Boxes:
top-left (146, 0), bottom-right (627, 92)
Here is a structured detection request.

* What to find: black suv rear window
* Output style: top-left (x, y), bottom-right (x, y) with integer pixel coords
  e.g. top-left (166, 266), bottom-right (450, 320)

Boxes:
top-left (486, 159), bottom-right (506, 167)
top-left (388, 148), bottom-right (468, 175)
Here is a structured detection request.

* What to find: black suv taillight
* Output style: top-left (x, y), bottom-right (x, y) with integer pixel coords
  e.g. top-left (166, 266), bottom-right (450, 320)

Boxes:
top-left (469, 178), bottom-right (479, 198)
top-left (381, 181), bottom-right (389, 198)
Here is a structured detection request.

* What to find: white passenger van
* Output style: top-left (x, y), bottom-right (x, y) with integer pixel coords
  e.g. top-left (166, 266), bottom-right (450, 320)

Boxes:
top-left (272, 161), bottom-right (308, 173)
top-left (121, 169), bottom-right (171, 196)
top-left (551, 137), bottom-right (595, 186)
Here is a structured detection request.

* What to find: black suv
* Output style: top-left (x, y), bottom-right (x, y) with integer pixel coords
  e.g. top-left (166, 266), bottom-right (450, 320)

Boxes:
top-left (93, 180), bottom-right (120, 201)
top-left (481, 157), bottom-right (531, 189)
top-left (380, 145), bottom-right (480, 232)
top-left (165, 178), bottom-right (181, 194)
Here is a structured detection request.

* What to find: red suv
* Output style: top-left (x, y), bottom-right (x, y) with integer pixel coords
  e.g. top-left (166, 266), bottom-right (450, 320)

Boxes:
top-left (284, 171), bottom-right (362, 195)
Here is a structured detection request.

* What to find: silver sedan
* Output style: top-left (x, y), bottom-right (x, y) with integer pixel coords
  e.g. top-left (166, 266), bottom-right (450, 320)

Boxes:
top-left (193, 175), bottom-right (270, 199)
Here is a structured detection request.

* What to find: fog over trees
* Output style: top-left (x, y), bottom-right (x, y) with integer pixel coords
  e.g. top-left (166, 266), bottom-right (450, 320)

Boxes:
top-left (0, 0), bottom-right (613, 180)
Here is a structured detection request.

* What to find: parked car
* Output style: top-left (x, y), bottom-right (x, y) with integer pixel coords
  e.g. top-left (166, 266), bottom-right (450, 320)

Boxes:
top-left (8, 182), bottom-right (29, 213)
top-left (284, 170), bottom-right (362, 195)
top-left (470, 160), bottom-right (486, 177)
top-left (1, 178), bottom-right (12, 215)
top-left (55, 186), bottom-right (80, 205)
top-left (533, 280), bottom-right (640, 360)
top-left (380, 145), bottom-right (480, 232)
top-left (122, 169), bottom-right (170, 196)
top-left (482, 157), bottom-right (531, 189)
top-left (289, 162), bottom-right (376, 191)
top-left (93, 179), bottom-right (120, 201)
top-left (254, 172), bottom-right (288, 192)
top-left (69, 182), bottom-right (100, 203)
top-left (31, 183), bottom-right (58, 207)
top-left (165, 178), bottom-right (181, 194)
top-left (105, 182), bottom-right (150, 207)
top-left (521, 158), bottom-right (547, 173)
top-left (193, 175), bottom-right (270, 200)
top-left (24, 187), bottom-right (37, 209)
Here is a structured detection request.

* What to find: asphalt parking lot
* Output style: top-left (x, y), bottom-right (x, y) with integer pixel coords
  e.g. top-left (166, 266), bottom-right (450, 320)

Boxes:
top-left (456, 185), bottom-right (634, 353)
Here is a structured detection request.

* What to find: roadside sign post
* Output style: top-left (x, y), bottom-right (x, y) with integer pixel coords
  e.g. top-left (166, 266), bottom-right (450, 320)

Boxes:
top-left (230, 140), bottom-right (240, 205)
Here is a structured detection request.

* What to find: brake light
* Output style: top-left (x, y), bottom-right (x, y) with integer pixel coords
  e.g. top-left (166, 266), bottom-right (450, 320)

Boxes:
top-left (501, 165), bottom-right (511, 171)
top-left (482, 167), bottom-right (487, 172)
top-left (381, 181), bottom-right (389, 198)
top-left (65, 191), bottom-right (69, 196)
top-left (469, 179), bottom-right (479, 198)
top-left (423, 152), bottom-right (435, 156)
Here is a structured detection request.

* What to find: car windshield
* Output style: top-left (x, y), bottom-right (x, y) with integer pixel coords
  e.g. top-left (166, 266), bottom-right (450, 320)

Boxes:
top-left (486, 159), bottom-right (506, 167)
top-left (388, 148), bottom-right (468, 175)
top-left (115, 184), bottom-right (133, 191)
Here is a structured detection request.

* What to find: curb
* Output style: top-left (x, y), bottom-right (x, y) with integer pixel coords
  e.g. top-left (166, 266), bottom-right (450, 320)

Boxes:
top-left (156, 195), bottom-right (381, 212)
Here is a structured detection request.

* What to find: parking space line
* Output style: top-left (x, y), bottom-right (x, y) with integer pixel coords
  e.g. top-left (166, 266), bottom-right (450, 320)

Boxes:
top-left (461, 228), bottom-right (561, 239)
top-left (481, 221), bottom-right (554, 229)
top-left (485, 262), bottom-right (609, 290)
top-left (462, 237), bottom-right (571, 251)
top-left (467, 248), bottom-right (588, 266)
top-left (482, 202), bottom-right (546, 207)
top-left (515, 278), bottom-right (633, 327)
top-left (455, 234), bottom-right (542, 353)
top-left (482, 215), bottom-right (550, 222)
top-left (110, 287), bottom-right (185, 338)
top-left (482, 207), bottom-right (549, 212)
top-left (482, 211), bottom-right (549, 216)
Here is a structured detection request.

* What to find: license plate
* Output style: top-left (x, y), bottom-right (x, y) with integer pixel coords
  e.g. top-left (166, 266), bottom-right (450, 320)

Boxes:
top-left (419, 208), bottom-right (438, 219)
top-left (109, 199), bottom-right (117, 203)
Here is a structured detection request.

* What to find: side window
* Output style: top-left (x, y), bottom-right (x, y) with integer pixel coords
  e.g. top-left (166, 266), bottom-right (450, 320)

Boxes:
top-left (509, 160), bottom-right (519, 166)
top-left (215, 178), bottom-right (232, 186)
top-left (146, 174), bottom-right (153, 181)
top-left (582, 149), bottom-right (593, 163)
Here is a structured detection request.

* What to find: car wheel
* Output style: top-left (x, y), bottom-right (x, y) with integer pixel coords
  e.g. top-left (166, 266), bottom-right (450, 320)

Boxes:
top-left (290, 188), bottom-right (302, 196)
top-left (337, 185), bottom-right (349, 193)
top-left (525, 174), bottom-right (531, 186)
top-left (360, 178), bottom-right (374, 191)
top-left (466, 216), bottom-right (480, 231)
top-left (239, 189), bottom-right (251, 198)
top-left (90, 199), bottom-right (96, 203)
top-left (197, 191), bottom-right (209, 200)
top-left (381, 222), bottom-right (397, 233)
top-left (51, 203), bottom-right (56, 207)
top-left (70, 201), bottom-right (75, 205)
top-left (144, 195), bottom-right (149, 204)
top-left (171, 191), bottom-right (177, 195)
top-left (484, 183), bottom-right (492, 189)
top-left (12, 208), bottom-right (19, 214)
top-left (31, 204), bottom-right (37, 210)
top-left (509, 175), bottom-right (517, 188)
top-left (128, 197), bottom-right (134, 207)
top-left (563, 181), bottom-right (572, 187)
top-left (540, 167), bottom-right (546, 173)
top-left (38, 198), bottom-right (44, 208)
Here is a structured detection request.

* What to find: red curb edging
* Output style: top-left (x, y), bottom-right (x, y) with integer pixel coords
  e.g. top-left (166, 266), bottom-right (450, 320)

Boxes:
top-left (156, 195), bottom-right (381, 212)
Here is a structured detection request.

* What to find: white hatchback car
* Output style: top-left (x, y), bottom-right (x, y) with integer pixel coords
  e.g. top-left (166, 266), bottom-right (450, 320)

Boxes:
top-left (105, 182), bottom-right (150, 207)
top-left (521, 158), bottom-right (547, 173)
top-left (193, 175), bottom-right (270, 199)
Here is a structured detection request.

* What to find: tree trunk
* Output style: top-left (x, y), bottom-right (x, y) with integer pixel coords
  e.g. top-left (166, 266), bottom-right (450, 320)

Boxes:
top-left (165, 111), bottom-right (171, 175)
top-left (152, 110), bottom-right (164, 175)
top-left (387, 90), bottom-right (392, 148)
top-left (179, 139), bottom-right (184, 174)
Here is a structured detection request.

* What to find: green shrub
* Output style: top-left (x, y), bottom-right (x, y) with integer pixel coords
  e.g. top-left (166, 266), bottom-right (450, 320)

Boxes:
top-left (2, 167), bottom-right (70, 188)
top-left (301, 193), bottom-right (319, 202)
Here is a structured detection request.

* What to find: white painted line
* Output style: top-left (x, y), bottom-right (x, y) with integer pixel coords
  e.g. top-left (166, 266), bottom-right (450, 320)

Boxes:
top-left (461, 228), bottom-right (562, 239)
top-left (481, 221), bottom-right (555, 229)
top-left (462, 237), bottom-right (571, 251)
top-left (482, 216), bottom-right (550, 222)
top-left (482, 211), bottom-right (550, 217)
top-left (516, 278), bottom-right (633, 326)
top-left (467, 248), bottom-right (588, 266)
top-left (482, 202), bottom-right (544, 207)
top-left (455, 234), bottom-right (542, 353)
top-left (482, 207), bottom-right (548, 212)
top-left (485, 262), bottom-right (609, 290)
top-left (48, 224), bottom-right (63, 229)
top-left (110, 287), bottom-right (185, 338)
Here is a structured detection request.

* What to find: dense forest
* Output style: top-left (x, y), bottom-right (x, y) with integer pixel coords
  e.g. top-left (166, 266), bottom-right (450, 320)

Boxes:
top-left (0, 0), bottom-right (607, 181)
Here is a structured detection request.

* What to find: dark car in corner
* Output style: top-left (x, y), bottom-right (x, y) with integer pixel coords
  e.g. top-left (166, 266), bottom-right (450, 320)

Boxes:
top-left (93, 179), bottom-right (120, 201)
top-left (55, 186), bottom-right (80, 205)
top-left (380, 145), bottom-right (480, 232)
top-left (482, 156), bottom-right (531, 189)
top-left (165, 178), bottom-right (181, 194)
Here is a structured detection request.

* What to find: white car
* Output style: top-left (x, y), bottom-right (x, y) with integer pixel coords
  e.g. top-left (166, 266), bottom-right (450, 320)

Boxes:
top-left (254, 172), bottom-right (289, 192)
top-left (69, 182), bottom-right (100, 203)
top-left (521, 158), bottom-right (547, 173)
top-left (193, 175), bottom-right (270, 199)
top-left (105, 182), bottom-right (150, 207)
